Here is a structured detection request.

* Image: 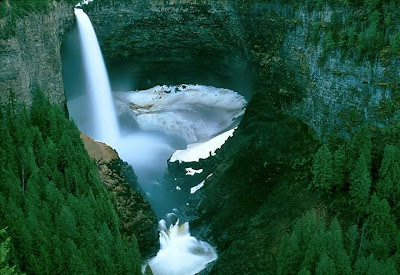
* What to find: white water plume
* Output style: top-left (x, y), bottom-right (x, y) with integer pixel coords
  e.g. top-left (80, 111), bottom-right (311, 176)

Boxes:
top-left (74, 8), bottom-right (119, 146)
top-left (148, 219), bottom-right (217, 275)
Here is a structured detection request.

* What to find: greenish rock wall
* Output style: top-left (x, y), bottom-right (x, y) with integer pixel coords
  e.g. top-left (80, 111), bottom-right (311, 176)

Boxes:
top-left (85, 1), bottom-right (400, 138)
top-left (0, 1), bottom-right (74, 107)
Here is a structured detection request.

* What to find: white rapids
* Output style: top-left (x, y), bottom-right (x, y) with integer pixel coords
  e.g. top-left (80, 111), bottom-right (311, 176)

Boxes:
top-left (147, 220), bottom-right (218, 275)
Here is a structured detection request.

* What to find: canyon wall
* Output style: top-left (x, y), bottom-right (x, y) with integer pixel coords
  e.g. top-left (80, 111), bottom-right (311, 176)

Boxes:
top-left (2, 0), bottom-right (395, 136)
top-left (84, 0), bottom-right (400, 138)
top-left (2, 0), bottom-right (400, 273)
top-left (0, 1), bottom-right (74, 107)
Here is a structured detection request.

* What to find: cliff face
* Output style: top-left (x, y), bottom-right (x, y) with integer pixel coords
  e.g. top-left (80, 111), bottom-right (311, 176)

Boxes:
top-left (0, 1), bottom-right (74, 107)
top-left (273, 5), bottom-right (397, 137)
top-left (80, 133), bottom-right (159, 258)
top-left (84, 1), bottom-right (399, 137)
top-left (85, 0), bottom-right (252, 97)
top-left (78, 1), bottom-right (400, 273)
top-left (0, 0), bottom-right (394, 136)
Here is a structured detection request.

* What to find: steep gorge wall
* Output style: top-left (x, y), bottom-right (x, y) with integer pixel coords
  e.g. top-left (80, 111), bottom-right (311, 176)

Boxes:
top-left (0, 1), bottom-right (74, 107)
top-left (276, 5), bottom-right (398, 137)
top-left (85, 0), bottom-right (252, 96)
top-left (84, 1), bottom-right (400, 137)
top-left (227, 2), bottom-right (399, 138)
top-left (0, 1), bottom-right (396, 140)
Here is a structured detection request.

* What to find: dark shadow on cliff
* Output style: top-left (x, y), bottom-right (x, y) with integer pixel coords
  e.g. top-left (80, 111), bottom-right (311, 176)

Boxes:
top-left (184, 92), bottom-right (321, 274)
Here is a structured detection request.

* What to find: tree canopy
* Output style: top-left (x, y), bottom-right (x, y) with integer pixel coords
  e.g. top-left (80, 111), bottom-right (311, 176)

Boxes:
top-left (0, 90), bottom-right (142, 274)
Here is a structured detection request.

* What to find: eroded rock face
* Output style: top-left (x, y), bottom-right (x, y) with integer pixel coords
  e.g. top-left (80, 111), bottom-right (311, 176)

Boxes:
top-left (85, 1), bottom-right (399, 138)
top-left (80, 133), bottom-right (159, 258)
top-left (0, 1), bottom-right (74, 107)
top-left (84, 0), bottom-right (252, 97)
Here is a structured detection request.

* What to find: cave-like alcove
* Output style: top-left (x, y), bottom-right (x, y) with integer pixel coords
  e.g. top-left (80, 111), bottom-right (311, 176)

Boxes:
top-left (62, 1), bottom-right (253, 101)
top-left (61, 1), bottom-right (253, 218)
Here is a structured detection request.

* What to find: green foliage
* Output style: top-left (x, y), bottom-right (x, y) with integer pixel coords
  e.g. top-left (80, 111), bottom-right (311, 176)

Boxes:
top-left (312, 144), bottom-right (334, 193)
top-left (367, 194), bottom-right (398, 259)
top-left (321, 31), bottom-right (335, 60)
top-left (144, 264), bottom-right (154, 275)
top-left (350, 153), bottom-right (371, 216)
top-left (376, 145), bottom-right (400, 199)
top-left (277, 211), bottom-right (351, 275)
top-left (0, 2), bottom-right (6, 18)
top-left (0, 90), bottom-right (142, 274)
top-left (332, 145), bottom-right (346, 189)
top-left (304, 0), bottom-right (400, 61)
top-left (0, 0), bottom-right (78, 40)
top-left (0, 229), bottom-right (16, 275)
top-left (390, 34), bottom-right (400, 55)
top-left (281, 123), bottom-right (400, 273)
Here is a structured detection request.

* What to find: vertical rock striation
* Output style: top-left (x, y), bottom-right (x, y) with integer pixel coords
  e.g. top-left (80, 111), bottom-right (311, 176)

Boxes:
top-left (0, 1), bottom-right (74, 107)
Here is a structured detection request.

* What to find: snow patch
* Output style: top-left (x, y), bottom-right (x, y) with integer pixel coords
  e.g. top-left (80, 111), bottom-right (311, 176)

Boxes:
top-left (190, 181), bottom-right (205, 194)
top-left (170, 127), bottom-right (237, 163)
top-left (185, 168), bottom-right (204, 176)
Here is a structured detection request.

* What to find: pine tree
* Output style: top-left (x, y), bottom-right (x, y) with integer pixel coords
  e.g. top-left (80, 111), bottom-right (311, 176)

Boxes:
top-left (367, 193), bottom-right (398, 260)
top-left (312, 144), bottom-right (334, 193)
top-left (332, 145), bottom-right (347, 189)
top-left (350, 153), bottom-right (371, 216)
top-left (277, 233), bottom-right (301, 274)
top-left (0, 228), bottom-right (16, 275)
top-left (345, 225), bottom-right (359, 264)
top-left (346, 125), bottom-right (372, 171)
top-left (326, 219), bottom-right (352, 274)
top-left (377, 145), bottom-right (400, 199)
top-left (315, 254), bottom-right (336, 275)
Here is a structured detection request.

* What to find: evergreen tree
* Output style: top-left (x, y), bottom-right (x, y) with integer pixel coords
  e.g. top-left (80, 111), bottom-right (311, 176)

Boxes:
top-left (367, 193), bottom-right (398, 259)
top-left (0, 91), bottom-right (142, 274)
top-left (315, 254), bottom-right (336, 275)
top-left (332, 145), bottom-right (347, 189)
top-left (0, 228), bottom-right (16, 275)
top-left (377, 145), bottom-right (400, 199)
top-left (312, 144), bottom-right (334, 193)
top-left (350, 153), bottom-right (371, 216)
top-left (346, 125), bottom-right (372, 171)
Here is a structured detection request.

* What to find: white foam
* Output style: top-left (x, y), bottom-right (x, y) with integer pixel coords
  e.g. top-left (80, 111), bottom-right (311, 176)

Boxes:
top-left (148, 220), bottom-right (217, 275)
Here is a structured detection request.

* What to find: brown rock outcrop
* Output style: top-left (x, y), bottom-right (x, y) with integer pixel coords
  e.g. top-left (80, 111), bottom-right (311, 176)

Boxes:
top-left (81, 133), bottom-right (159, 258)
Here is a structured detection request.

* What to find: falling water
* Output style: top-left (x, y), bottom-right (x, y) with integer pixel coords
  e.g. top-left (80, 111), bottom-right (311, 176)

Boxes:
top-left (148, 219), bottom-right (217, 275)
top-left (72, 8), bottom-right (220, 274)
top-left (74, 8), bottom-right (119, 146)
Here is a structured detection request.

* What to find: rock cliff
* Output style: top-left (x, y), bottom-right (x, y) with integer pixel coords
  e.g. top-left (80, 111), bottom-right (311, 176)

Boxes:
top-left (80, 133), bottom-right (159, 258)
top-left (0, 1), bottom-right (74, 107)
top-left (84, 1), bottom-right (399, 138)
top-left (79, 1), bottom-right (400, 273)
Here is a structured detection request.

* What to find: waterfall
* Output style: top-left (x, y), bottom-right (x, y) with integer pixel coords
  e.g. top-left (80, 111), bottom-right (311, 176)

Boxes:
top-left (148, 219), bottom-right (218, 275)
top-left (72, 9), bottom-right (219, 275)
top-left (74, 8), bottom-right (119, 146)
